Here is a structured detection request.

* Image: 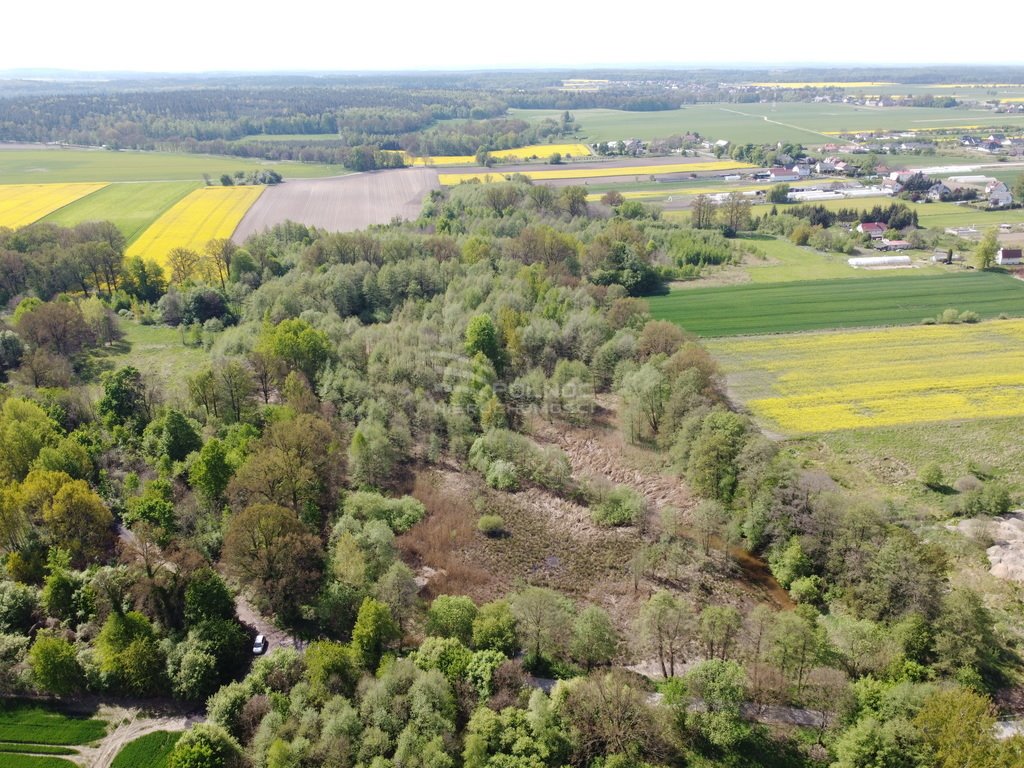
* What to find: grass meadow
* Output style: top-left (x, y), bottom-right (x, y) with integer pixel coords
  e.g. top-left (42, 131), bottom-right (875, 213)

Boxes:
top-left (0, 147), bottom-right (344, 183)
top-left (648, 271), bottom-right (1024, 336)
top-left (41, 181), bottom-right (201, 243)
top-left (511, 104), bottom-right (1024, 145)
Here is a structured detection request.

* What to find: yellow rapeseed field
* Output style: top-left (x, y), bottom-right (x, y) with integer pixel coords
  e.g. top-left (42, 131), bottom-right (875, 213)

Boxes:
top-left (0, 183), bottom-right (107, 228)
top-left (710, 320), bottom-right (1024, 434)
top-left (406, 144), bottom-right (592, 166)
top-left (127, 186), bottom-right (264, 269)
top-left (438, 161), bottom-right (756, 185)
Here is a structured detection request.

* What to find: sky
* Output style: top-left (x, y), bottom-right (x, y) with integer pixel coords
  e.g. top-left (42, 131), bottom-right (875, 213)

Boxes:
top-left (5, 1), bottom-right (1024, 73)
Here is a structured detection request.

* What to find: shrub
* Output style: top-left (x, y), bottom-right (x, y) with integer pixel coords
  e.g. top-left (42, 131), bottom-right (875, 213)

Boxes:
top-left (591, 485), bottom-right (646, 526)
top-left (919, 463), bottom-right (944, 490)
top-left (477, 515), bottom-right (504, 536)
top-left (959, 310), bottom-right (980, 323)
top-left (342, 491), bottom-right (426, 534)
top-left (485, 459), bottom-right (519, 491)
top-left (954, 475), bottom-right (983, 493)
top-left (937, 308), bottom-right (960, 324)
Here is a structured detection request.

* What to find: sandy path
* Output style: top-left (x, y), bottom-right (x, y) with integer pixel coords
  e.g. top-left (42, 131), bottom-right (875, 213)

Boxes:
top-left (72, 705), bottom-right (199, 768)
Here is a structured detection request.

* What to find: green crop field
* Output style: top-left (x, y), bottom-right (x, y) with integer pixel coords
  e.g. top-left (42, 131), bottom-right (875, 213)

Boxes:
top-left (0, 148), bottom-right (344, 183)
top-left (41, 181), bottom-right (201, 243)
top-left (111, 731), bottom-right (182, 768)
top-left (512, 104), bottom-right (1024, 146)
top-left (0, 756), bottom-right (77, 768)
top-left (648, 271), bottom-right (1024, 336)
top-left (0, 703), bottom-right (106, 746)
top-left (0, 744), bottom-right (76, 755)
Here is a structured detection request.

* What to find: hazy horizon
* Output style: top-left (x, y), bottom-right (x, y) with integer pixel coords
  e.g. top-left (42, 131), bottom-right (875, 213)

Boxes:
top-left (6, 0), bottom-right (1023, 75)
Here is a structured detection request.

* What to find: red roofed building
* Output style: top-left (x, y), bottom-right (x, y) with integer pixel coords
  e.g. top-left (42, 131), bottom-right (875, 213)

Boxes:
top-left (997, 248), bottom-right (1023, 265)
top-left (857, 222), bottom-right (887, 239)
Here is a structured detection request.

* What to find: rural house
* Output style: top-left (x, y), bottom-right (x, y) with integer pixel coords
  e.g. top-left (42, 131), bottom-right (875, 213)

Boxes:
top-left (987, 181), bottom-right (1013, 208)
top-left (996, 247), bottom-right (1023, 265)
top-left (857, 222), bottom-right (887, 239)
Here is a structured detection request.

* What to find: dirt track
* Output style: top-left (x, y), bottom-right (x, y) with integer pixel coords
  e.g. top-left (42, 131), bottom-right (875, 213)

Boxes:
top-left (232, 167), bottom-right (439, 239)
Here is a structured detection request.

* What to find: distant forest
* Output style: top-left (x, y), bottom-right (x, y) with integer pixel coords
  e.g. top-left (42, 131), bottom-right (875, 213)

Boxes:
top-left (2, 67), bottom-right (1024, 170)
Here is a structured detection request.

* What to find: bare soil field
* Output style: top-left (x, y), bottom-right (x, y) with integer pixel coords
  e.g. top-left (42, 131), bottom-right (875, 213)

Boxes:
top-left (232, 167), bottom-right (439, 239)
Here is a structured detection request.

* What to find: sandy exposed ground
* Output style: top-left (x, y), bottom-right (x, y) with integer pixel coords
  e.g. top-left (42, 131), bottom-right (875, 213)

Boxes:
top-left (232, 167), bottom-right (439, 239)
top-left (955, 511), bottom-right (1024, 582)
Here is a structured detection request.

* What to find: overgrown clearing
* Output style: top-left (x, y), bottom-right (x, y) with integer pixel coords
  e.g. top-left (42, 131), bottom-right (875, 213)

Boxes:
top-left (0, 702), bottom-right (106, 746)
top-left (709, 318), bottom-right (1024, 433)
top-left (126, 185), bottom-right (264, 268)
top-left (111, 731), bottom-right (181, 768)
top-left (649, 271), bottom-right (1024, 336)
top-left (41, 181), bottom-right (201, 242)
top-left (511, 103), bottom-right (1024, 144)
top-left (83, 320), bottom-right (210, 400)
top-left (0, 182), bottom-right (107, 227)
top-left (0, 147), bottom-right (342, 183)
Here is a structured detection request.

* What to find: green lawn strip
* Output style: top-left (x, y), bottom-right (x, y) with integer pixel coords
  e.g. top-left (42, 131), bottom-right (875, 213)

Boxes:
top-left (41, 181), bottom-right (200, 243)
top-left (0, 755), bottom-right (78, 768)
top-left (111, 731), bottom-right (182, 768)
top-left (0, 743), bottom-right (77, 755)
top-left (0, 703), bottom-right (106, 746)
top-left (0, 148), bottom-right (343, 183)
top-left (649, 271), bottom-right (1024, 336)
top-left (737, 234), bottom-right (945, 283)
top-left (751, 198), bottom-right (1024, 232)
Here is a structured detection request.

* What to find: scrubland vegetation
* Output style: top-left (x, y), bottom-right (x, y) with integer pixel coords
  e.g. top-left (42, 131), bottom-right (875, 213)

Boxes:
top-left (1, 67), bottom-right (1024, 768)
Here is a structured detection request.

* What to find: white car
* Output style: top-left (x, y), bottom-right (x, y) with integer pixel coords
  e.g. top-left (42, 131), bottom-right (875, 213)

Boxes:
top-left (252, 634), bottom-right (268, 655)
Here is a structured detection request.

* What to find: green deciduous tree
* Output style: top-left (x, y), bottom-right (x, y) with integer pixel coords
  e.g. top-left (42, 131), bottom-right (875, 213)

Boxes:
top-left (222, 504), bottom-right (324, 624)
top-left (570, 605), bottom-right (618, 670)
top-left (351, 597), bottom-right (400, 671)
top-left (426, 595), bottom-right (477, 645)
top-left (471, 599), bottom-right (519, 656)
top-left (685, 659), bottom-right (750, 749)
top-left (29, 631), bottom-right (84, 695)
top-left (636, 590), bottom-right (691, 678)
top-left (511, 587), bottom-right (573, 667)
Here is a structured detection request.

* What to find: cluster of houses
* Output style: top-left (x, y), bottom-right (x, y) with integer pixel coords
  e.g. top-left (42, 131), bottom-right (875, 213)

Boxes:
top-left (960, 134), bottom-right (1024, 154)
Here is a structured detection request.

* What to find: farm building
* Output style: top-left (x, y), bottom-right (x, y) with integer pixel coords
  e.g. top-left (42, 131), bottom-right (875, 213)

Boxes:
top-left (769, 167), bottom-right (801, 182)
top-left (931, 250), bottom-right (964, 263)
top-left (848, 255), bottom-right (912, 268)
top-left (996, 248), bottom-right (1023, 265)
top-left (857, 222), bottom-right (887, 239)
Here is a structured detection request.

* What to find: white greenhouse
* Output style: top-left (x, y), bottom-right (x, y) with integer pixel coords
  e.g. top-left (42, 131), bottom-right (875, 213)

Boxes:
top-left (847, 255), bottom-right (912, 268)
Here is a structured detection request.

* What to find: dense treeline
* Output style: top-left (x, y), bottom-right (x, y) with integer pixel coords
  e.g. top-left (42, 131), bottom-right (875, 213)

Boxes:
top-left (0, 176), bottom-right (1022, 766)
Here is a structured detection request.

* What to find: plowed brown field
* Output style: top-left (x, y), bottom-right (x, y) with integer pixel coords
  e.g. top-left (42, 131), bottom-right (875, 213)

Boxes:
top-left (232, 167), bottom-right (439, 239)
